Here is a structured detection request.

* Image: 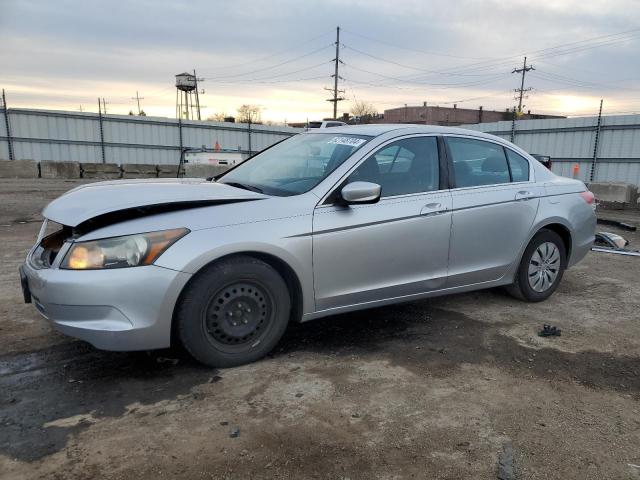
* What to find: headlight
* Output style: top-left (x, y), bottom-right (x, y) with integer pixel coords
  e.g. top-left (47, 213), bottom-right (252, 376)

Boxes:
top-left (61, 228), bottom-right (189, 270)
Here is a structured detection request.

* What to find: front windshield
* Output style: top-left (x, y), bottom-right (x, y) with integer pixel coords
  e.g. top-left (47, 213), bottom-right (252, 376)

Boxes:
top-left (218, 133), bottom-right (371, 196)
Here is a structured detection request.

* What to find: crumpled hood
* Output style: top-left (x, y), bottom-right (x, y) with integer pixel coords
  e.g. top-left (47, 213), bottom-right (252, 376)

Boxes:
top-left (43, 178), bottom-right (266, 227)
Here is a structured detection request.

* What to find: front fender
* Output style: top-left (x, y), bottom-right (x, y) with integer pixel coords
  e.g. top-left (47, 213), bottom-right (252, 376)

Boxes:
top-left (155, 216), bottom-right (315, 314)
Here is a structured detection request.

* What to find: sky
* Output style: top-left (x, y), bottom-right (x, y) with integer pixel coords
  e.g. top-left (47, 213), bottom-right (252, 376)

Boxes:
top-left (1, 0), bottom-right (639, 123)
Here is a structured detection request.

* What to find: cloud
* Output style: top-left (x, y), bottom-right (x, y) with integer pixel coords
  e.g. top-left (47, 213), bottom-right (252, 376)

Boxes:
top-left (1, 0), bottom-right (639, 121)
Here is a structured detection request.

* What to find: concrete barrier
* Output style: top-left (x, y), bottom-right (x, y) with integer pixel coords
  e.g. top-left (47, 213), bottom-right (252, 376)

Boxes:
top-left (157, 165), bottom-right (185, 178)
top-left (0, 159), bottom-right (40, 178)
top-left (588, 182), bottom-right (638, 208)
top-left (81, 163), bottom-right (121, 179)
top-left (122, 163), bottom-right (158, 178)
top-left (184, 164), bottom-right (229, 178)
top-left (40, 161), bottom-right (81, 179)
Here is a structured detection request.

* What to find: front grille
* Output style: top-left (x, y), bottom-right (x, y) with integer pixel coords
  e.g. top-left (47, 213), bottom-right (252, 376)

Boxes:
top-left (30, 225), bottom-right (72, 269)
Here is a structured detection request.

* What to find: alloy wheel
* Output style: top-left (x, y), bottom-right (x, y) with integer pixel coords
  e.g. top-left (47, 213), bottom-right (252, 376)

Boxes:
top-left (527, 241), bottom-right (561, 293)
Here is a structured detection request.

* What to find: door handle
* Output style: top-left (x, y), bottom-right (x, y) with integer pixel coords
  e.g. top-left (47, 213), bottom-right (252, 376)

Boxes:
top-left (421, 202), bottom-right (448, 216)
top-left (514, 190), bottom-right (536, 201)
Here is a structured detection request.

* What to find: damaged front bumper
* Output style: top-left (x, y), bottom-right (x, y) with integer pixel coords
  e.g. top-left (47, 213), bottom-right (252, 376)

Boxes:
top-left (21, 259), bottom-right (191, 351)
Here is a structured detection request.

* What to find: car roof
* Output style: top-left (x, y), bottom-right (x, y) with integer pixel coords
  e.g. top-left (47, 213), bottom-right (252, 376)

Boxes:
top-left (304, 123), bottom-right (505, 142)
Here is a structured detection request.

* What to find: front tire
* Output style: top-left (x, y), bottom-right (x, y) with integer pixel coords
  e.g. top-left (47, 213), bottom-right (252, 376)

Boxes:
top-left (176, 256), bottom-right (291, 368)
top-left (507, 229), bottom-right (566, 302)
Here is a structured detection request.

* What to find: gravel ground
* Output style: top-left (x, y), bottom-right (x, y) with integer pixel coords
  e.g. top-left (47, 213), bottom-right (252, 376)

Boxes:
top-left (1, 179), bottom-right (639, 480)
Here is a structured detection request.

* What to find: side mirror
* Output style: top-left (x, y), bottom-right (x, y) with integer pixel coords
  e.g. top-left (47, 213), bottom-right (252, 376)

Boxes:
top-left (340, 181), bottom-right (381, 205)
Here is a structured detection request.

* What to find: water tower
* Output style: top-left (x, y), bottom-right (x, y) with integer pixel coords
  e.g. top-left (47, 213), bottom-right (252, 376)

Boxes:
top-left (175, 71), bottom-right (201, 120)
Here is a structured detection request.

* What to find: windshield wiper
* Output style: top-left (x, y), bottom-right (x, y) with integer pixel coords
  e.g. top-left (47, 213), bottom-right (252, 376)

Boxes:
top-left (221, 181), bottom-right (264, 194)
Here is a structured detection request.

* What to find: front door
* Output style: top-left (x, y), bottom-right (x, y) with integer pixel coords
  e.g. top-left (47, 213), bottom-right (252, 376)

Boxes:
top-left (312, 135), bottom-right (452, 312)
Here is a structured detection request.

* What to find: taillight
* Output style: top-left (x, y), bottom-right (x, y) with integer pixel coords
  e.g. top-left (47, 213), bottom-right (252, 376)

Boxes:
top-left (580, 190), bottom-right (596, 210)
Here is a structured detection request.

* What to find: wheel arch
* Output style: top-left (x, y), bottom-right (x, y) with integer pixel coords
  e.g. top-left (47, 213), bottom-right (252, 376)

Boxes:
top-left (506, 218), bottom-right (574, 285)
top-left (170, 251), bottom-right (305, 347)
top-left (536, 222), bottom-right (573, 265)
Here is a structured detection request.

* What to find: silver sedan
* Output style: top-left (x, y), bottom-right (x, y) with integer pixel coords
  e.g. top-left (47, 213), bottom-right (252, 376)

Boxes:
top-left (20, 125), bottom-right (596, 367)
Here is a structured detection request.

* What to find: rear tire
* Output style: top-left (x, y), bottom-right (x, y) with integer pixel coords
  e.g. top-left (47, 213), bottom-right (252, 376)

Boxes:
top-left (176, 256), bottom-right (291, 368)
top-left (507, 229), bottom-right (566, 302)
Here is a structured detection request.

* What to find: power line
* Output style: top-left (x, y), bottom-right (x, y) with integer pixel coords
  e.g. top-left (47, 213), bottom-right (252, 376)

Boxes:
top-left (341, 28), bottom-right (492, 61)
top-left (203, 74), bottom-right (328, 86)
top-left (532, 69), bottom-right (640, 92)
top-left (342, 43), bottom-right (508, 78)
top-left (527, 28), bottom-right (639, 58)
top-left (202, 44), bottom-right (333, 80)
top-left (343, 62), bottom-right (507, 87)
top-left (206, 30), bottom-right (334, 71)
top-left (342, 72), bottom-right (510, 91)
top-left (416, 29), bottom-right (639, 78)
top-left (230, 60), bottom-right (330, 83)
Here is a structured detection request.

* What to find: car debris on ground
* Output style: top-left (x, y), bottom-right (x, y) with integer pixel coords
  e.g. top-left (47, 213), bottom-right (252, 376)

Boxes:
top-left (539, 324), bottom-right (562, 337)
top-left (592, 231), bottom-right (640, 257)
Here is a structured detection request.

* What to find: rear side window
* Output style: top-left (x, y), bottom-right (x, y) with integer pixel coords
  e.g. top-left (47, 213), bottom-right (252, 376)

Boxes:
top-left (505, 149), bottom-right (530, 182)
top-left (446, 137), bottom-right (510, 187)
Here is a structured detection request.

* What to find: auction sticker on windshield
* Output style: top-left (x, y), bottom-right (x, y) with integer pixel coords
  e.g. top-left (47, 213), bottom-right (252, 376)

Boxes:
top-left (328, 136), bottom-right (367, 147)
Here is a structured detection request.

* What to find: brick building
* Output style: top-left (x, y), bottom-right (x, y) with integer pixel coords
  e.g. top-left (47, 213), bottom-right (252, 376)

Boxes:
top-left (379, 103), bottom-right (564, 126)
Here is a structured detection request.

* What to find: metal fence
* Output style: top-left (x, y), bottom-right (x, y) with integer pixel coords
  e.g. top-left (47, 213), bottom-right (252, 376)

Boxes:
top-left (0, 105), bottom-right (300, 165)
top-left (465, 114), bottom-right (640, 186)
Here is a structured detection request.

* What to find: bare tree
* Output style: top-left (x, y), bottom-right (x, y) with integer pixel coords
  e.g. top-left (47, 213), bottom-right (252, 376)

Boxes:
top-left (206, 112), bottom-right (228, 122)
top-left (236, 104), bottom-right (262, 124)
top-left (351, 100), bottom-right (378, 122)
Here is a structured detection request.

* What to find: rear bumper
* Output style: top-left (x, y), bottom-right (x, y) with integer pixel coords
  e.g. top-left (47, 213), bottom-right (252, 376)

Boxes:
top-left (569, 233), bottom-right (594, 267)
top-left (21, 262), bottom-right (191, 351)
top-left (568, 210), bottom-right (596, 268)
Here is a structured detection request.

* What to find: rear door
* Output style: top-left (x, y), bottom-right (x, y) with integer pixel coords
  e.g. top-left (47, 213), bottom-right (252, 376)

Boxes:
top-left (444, 136), bottom-right (541, 287)
top-left (312, 135), bottom-right (452, 311)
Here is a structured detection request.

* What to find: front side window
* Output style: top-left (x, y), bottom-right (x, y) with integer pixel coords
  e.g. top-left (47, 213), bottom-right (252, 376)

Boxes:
top-left (506, 149), bottom-right (530, 182)
top-left (447, 137), bottom-right (510, 188)
top-left (347, 136), bottom-right (439, 197)
top-left (219, 133), bottom-right (370, 196)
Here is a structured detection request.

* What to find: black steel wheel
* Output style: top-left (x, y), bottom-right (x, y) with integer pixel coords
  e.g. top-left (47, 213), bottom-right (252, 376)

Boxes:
top-left (176, 256), bottom-right (291, 368)
top-left (204, 282), bottom-right (272, 349)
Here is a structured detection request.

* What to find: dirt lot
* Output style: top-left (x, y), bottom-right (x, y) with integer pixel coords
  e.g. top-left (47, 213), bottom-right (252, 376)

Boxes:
top-left (1, 179), bottom-right (639, 480)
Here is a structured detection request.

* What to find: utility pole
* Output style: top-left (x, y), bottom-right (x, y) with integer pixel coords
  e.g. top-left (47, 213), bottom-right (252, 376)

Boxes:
top-left (325, 26), bottom-right (344, 119)
top-left (131, 91), bottom-right (144, 115)
top-left (512, 56), bottom-right (534, 114)
top-left (101, 98), bottom-right (108, 114)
